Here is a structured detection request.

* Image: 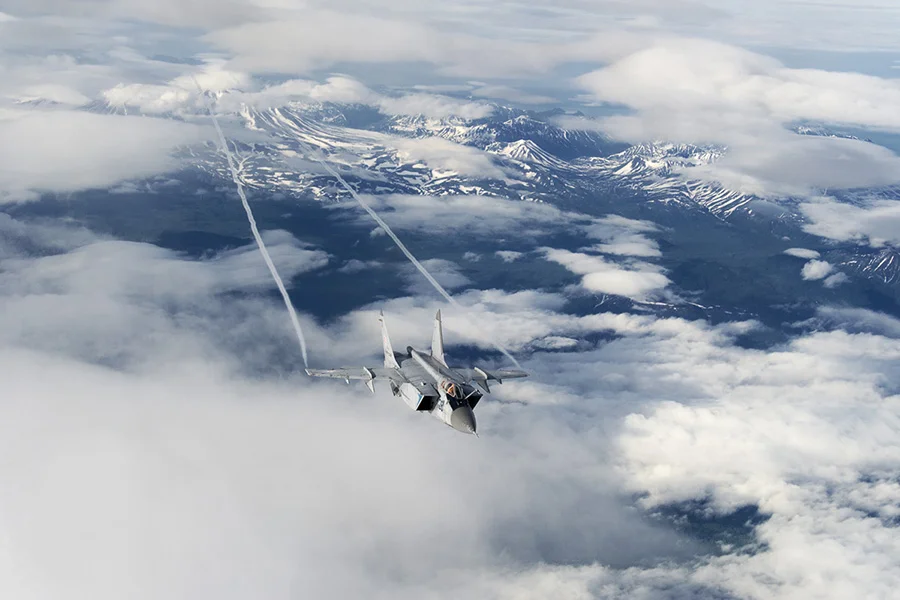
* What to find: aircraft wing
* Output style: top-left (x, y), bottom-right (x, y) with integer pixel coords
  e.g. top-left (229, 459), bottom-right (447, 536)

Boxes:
top-left (306, 367), bottom-right (403, 381)
top-left (452, 366), bottom-right (528, 392)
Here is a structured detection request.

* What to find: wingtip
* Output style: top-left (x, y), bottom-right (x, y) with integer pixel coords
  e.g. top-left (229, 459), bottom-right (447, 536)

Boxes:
top-left (435, 309), bottom-right (442, 320)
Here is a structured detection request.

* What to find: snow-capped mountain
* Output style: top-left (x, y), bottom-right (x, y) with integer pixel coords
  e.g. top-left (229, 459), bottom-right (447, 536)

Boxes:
top-left (841, 247), bottom-right (900, 285)
top-left (144, 96), bottom-right (898, 291)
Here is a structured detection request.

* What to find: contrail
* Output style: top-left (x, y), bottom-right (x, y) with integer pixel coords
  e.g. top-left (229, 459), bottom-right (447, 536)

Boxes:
top-left (194, 82), bottom-right (310, 368)
top-left (308, 150), bottom-right (523, 369)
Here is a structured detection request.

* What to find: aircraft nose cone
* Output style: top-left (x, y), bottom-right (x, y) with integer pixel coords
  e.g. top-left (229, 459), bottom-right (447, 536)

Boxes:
top-left (450, 406), bottom-right (477, 435)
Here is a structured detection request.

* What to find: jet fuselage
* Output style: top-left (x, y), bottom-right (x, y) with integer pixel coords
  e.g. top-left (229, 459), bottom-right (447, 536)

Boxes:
top-left (392, 346), bottom-right (480, 434)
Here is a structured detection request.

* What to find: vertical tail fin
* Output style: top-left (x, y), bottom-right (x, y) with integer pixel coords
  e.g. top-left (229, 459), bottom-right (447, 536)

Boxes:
top-left (379, 311), bottom-right (400, 369)
top-left (431, 309), bottom-right (446, 366)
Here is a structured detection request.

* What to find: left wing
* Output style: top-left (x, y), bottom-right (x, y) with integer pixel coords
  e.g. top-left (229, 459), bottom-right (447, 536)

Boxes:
top-left (305, 366), bottom-right (404, 392)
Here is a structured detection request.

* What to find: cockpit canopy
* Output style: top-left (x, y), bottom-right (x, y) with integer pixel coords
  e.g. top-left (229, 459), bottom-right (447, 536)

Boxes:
top-left (440, 380), bottom-right (462, 399)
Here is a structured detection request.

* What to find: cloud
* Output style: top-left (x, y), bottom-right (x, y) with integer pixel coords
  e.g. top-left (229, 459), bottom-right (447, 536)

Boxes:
top-left (4, 4), bottom-right (900, 598)
top-left (801, 259), bottom-right (834, 281)
top-left (376, 92), bottom-right (492, 120)
top-left (400, 259), bottom-right (471, 296)
top-left (0, 0), bottom-right (262, 29)
top-left (575, 38), bottom-right (900, 195)
top-left (389, 137), bottom-right (506, 179)
top-left (249, 76), bottom-right (493, 119)
top-left (784, 248), bottom-right (820, 259)
top-left (492, 306), bottom-right (900, 599)
top-left (339, 196), bottom-right (655, 249)
top-left (496, 250), bottom-right (524, 262)
top-left (0, 230), bottom-right (328, 369)
top-left (682, 134), bottom-right (900, 196)
top-left (102, 62), bottom-right (251, 115)
top-left (470, 84), bottom-right (557, 106)
top-left (0, 111), bottom-right (205, 202)
top-left (578, 39), bottom-right (900, 131)
top-left (336, 259), bottom-right (382, 274)
top-left (583, 215), bottom-right (661, 258)
top-left (12, 83), bottom-right (91, 106)
top-left (541, 248), bottom-right (670, 300)
top-left (606, 324), bottom-right (900, 599)
top-left (346, 194), bottom-right (573, 235)
top-left (813, 306), bottom-right (900, 338)
top-left (205, 10), bottom-right (572, 79)
top-left (3, 211), bottom-right (900, 598)
top-left (800, 197), bottom-right (900, 247)
top-left (0, 219), bottom-right (704, 600)
top-left (823, 272), bottom-right (849, 288)
top-left (107, 73), bottom-right (493, 121)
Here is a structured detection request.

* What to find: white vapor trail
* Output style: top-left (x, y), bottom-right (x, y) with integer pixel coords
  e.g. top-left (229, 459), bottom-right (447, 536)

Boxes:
top-left (308, 152), bottom-right (523, 369)
top-left (194, 83), bottom-right (310, 368)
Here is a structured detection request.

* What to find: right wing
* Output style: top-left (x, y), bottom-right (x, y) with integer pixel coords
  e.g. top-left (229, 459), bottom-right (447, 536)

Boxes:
top-left (305, 367), bottom-right (370, 380)
top-left (451, 366), bottom-right (528, 393)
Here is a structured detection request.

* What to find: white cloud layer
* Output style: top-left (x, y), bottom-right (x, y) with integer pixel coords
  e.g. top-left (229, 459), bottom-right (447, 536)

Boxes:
top-left (0, 111), bottom-right (205, 202)
top-left (389, 137), bottom-right (505, 179)
top-left (3, 3), bottom-right (900, 598)
top-left (800, 197), bottom-right (900, 247)
top-left (542, 248), bottom-right (670, 300)
top-left (574, 38), bottom-right (900, 196)
top-left (584, 215), bottom-right (661, 258)
top-left (105, 72), bottom-right (492, 121)
top-left (0, 215), bottom-right (899, 598)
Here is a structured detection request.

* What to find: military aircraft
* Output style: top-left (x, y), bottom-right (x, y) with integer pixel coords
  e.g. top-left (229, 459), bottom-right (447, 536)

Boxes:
top-left (306, 310), bottom-right (527, 435)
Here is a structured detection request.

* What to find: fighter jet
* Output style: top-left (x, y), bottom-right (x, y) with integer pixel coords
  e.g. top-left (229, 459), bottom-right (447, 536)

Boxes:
top-left (306, 310), bottom-right (527, 435)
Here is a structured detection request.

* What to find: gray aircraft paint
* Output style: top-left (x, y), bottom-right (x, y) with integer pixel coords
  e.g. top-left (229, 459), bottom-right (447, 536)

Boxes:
top-left (306, 311), bottom-right (527, 435)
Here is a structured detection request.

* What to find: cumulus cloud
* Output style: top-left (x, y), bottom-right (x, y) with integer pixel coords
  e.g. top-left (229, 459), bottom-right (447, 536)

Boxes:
top-left (606, 324), bottom-right (900, 599)
top-left (579, 39), bottom-right (900, 131)
top-left (575, 38), bottom-right (900, 196)
top-left (0, 111), bottom-right (205, 202)
top-left (541, 248), bottom-right (670, 300)
top-left (801, 259), bottom-right (834, 281)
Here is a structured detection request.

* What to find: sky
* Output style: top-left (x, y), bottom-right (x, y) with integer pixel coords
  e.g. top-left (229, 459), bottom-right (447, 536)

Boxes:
top-left (1, 1), bottom-right (900, 599)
